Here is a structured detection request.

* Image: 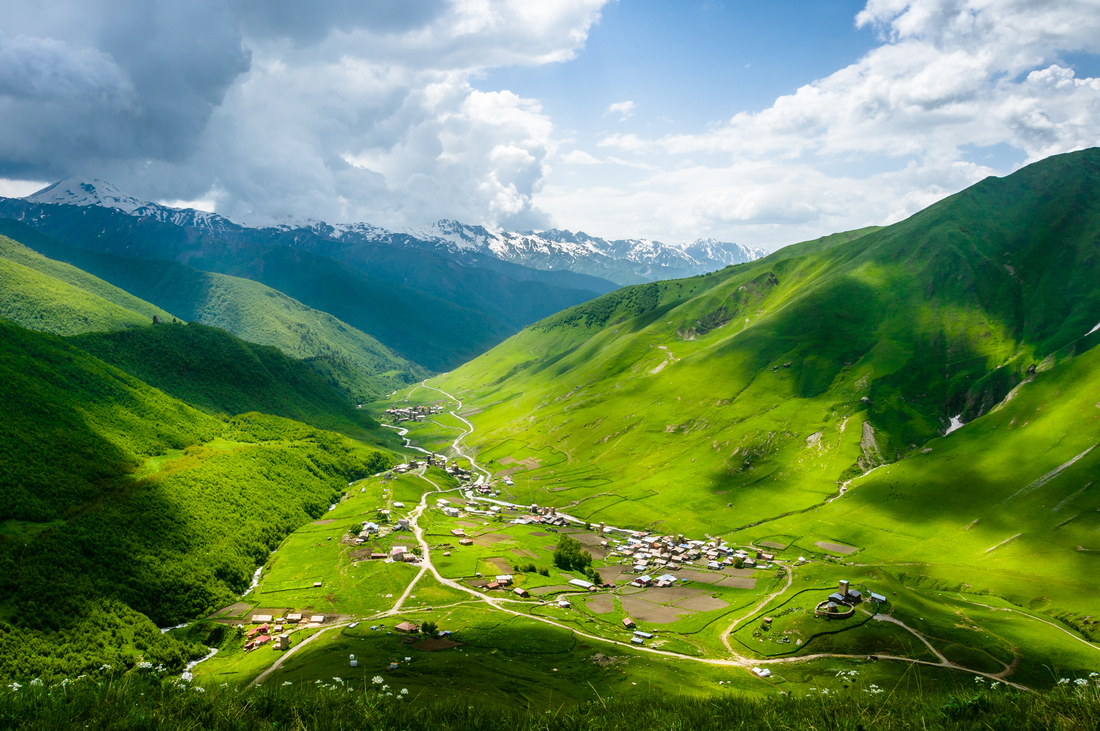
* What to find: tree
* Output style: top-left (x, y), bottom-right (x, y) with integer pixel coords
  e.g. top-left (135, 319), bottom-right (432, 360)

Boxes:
top-left (553, 535), bottom-right (592, 572)
top-left (420, 619), bottom-right (438, 636)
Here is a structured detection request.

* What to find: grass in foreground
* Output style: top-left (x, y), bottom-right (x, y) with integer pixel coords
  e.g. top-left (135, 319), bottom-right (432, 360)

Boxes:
top-left (3, 674), bottom-right (1100, 731)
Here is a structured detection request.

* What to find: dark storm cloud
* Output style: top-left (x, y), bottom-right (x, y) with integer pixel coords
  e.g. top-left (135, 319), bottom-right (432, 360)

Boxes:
top-left (0, 0), bottom-right (608, 232)
top-left (0, 0), bottom-right (249, 179)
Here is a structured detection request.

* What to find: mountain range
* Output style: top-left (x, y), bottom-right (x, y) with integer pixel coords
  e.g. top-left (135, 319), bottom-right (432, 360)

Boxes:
top-left (22, 178), bottom-right (764, 286)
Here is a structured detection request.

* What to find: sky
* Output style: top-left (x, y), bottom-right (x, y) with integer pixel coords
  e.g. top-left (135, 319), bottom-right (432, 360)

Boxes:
top-left (1, 0), bottom-right (1099, 251)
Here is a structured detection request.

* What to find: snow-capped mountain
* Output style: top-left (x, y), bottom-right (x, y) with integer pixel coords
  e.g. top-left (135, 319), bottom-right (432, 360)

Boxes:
top-left (25, 177), bottom-right (240, 237)
top-left (21, 178), bottom-right (764, 285)
top-left (308, 220), bottom-right (765, 285)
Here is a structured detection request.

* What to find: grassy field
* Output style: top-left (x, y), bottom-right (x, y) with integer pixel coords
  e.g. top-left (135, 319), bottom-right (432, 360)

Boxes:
top-left (381, 149), bottom-right (1100, 695)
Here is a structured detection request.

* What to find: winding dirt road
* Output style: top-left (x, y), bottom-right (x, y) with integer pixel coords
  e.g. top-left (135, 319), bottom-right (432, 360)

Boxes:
top-left (240, 381), bottom-right (1063, 689)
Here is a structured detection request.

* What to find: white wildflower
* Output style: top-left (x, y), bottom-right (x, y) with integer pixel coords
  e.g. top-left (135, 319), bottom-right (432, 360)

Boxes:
top-left (8, 682), bottom-right (21, 691)
top-left (332, 677), bottom-right (344, 685)
top-left (193, 687), bottom-right (205, 693)
top-left (400, 688), bottom-right (409, 695)
top-left (29, 678), bottom-right (42, 687)
top-left (1075, 678), bottom-right (1088, 686)
top-left (1059, 678), bottom-right (1071, 685)
top-left (372, 676), bottom-right (384, 685)
top-left (282, 681), bottom-right (293, 686)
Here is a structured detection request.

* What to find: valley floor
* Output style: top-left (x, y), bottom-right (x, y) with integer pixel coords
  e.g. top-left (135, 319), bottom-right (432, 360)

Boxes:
top-left (172, 382), bottom-right (1100, 703)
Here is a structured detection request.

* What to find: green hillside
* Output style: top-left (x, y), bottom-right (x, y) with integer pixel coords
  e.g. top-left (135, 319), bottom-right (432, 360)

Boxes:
top-left (71, 322), bottom-right (381, 439)
top-left (0, 220), bottom-right (423, 401)
top-left (203, 244), bottom-right (513, 371)
top-left (429, 148), bottom-right (1100, 639)
top-left (0, 205), bottom-right (587, 371)
top-left (0, 318), bottom-right (391, 680)
top-left (0, 236), bottom-right (173, 334)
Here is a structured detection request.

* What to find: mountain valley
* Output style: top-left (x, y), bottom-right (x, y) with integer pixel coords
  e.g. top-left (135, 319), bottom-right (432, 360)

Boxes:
top-left (2, 149), bottom-right (1100, 719)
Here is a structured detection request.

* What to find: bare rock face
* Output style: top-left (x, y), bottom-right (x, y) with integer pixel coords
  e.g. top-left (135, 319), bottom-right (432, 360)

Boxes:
top-left (858, 421), bottom-right (884, 472)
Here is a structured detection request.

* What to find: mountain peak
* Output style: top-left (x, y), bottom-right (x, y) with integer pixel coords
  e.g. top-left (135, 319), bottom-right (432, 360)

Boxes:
top-left (26, 177), bottom-right (153, 214)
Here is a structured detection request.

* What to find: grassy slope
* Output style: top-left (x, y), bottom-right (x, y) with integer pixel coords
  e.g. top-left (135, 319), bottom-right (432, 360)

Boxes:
top-left (430, 148), bottom-right (1100, 631)
top-left (70, 322), bottom-right (381, 439)
top-left (0, 319), bottom-right (393, 681)
top-left (0, 236), bottom-right (174, 334)
top-left (203, 244), bottom-right (513, 371)
top-left (0, 206), bottom-right (537, 371)
top-left (0, 220), bottom-right (423, 401)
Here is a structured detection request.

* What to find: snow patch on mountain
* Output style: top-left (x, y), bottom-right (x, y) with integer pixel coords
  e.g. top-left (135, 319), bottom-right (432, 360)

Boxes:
top-left (20, 178), bottom-right (766, 284)
top-left (26, 177), bottom-right (150, 214)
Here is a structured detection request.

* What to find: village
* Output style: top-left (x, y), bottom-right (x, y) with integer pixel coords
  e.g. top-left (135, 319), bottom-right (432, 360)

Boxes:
top-left (230, 453), bottom-right (895, 670)
top-left (209, 388), bottom-right (901, 688)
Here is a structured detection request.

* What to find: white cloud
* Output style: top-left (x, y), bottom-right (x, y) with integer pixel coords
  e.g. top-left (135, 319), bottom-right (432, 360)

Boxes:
top-left (605, 100), bottom-right (635, 120)
top-left (560, 150), bottom-right (603, 165)
top-left (539, 0), bottom-right (1100, 248)
top-left (1, 0), bottom-right (609, 231)
top-left (0, 177), bottom-right (47, 198)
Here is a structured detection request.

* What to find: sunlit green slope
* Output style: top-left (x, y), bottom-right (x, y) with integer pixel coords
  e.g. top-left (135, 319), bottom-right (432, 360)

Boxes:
top-left (431, 148), bottom-right (1100, 624)
top-left (71, 322), bottom-right (381, 439)
top-left (0, 235), bottom-right (173, 334)
top-left (0, 220), bottom-right (424, 401)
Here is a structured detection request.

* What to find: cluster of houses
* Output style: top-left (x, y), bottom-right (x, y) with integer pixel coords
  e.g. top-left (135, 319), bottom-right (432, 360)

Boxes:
top-left (243, 613), bottom-right (329, 652)
top-left (814, 580), bottom-right (888, 618)
top-left (383, 404), bottom-right (444, 423)
top-left (611, 533), bottom-right (774, 575)
top-left (507, 505), bottom-right (570, 527)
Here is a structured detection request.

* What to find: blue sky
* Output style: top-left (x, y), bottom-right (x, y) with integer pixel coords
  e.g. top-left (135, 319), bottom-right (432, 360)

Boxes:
top-left (480, 1), bottom-right (879, 139)
top-left (2, 0), bottom-right (1100, 250)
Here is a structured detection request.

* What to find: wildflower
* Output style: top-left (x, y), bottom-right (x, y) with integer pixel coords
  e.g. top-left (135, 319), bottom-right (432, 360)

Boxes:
top-left (282, 682), bottom-right (293, 686)
top-left (372, 676), bottom-right (384, 685)
top-left (1059, 678), bottom-right (1071, 685)
top-left (7, 682), bottom-right (21, 691)
top-left (332, 677), bottom-right (344, 685)
top-left (400, 688), bottom-right (409, 695)
top-left (99, 664), bottom-right (112, 672)
top-left (382, 685), bottom-right (390, 691)
top-left (193, 687), bottom-right (205, 693)
top-left (1075, 678), bottom-right (1088, 686)
top-left (1090, 672), bottom-right (1098, 678)
top-left (29, 678), bottom-right (42, 687)
top-left (138, 662), bottom-right (153, 670)
top-left (180, 673), bottom-right (193, 683)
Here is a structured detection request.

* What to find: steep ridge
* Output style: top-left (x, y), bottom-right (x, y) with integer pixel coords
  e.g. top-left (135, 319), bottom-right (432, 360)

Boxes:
top-left (0, 252), bottom-right (164, 336)
top-left (0, 318), bottom-right (391, 680)
top-left (432, 147), bottom-right (1100, 623)
top-left (0, 235), bottom-right (173, 334)
top-left (71, 322), bottom-right (381, 440)
top-left (0, 220), bottom-right (424, 399)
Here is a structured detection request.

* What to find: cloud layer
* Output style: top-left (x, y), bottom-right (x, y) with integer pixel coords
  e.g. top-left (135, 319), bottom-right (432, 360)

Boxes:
top-left (0, 0), bottom-right (606, 229)
top-left (1, 0), bottom-right (1099, 247)
top-left (562, 0), bottom-right (1100, 247)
